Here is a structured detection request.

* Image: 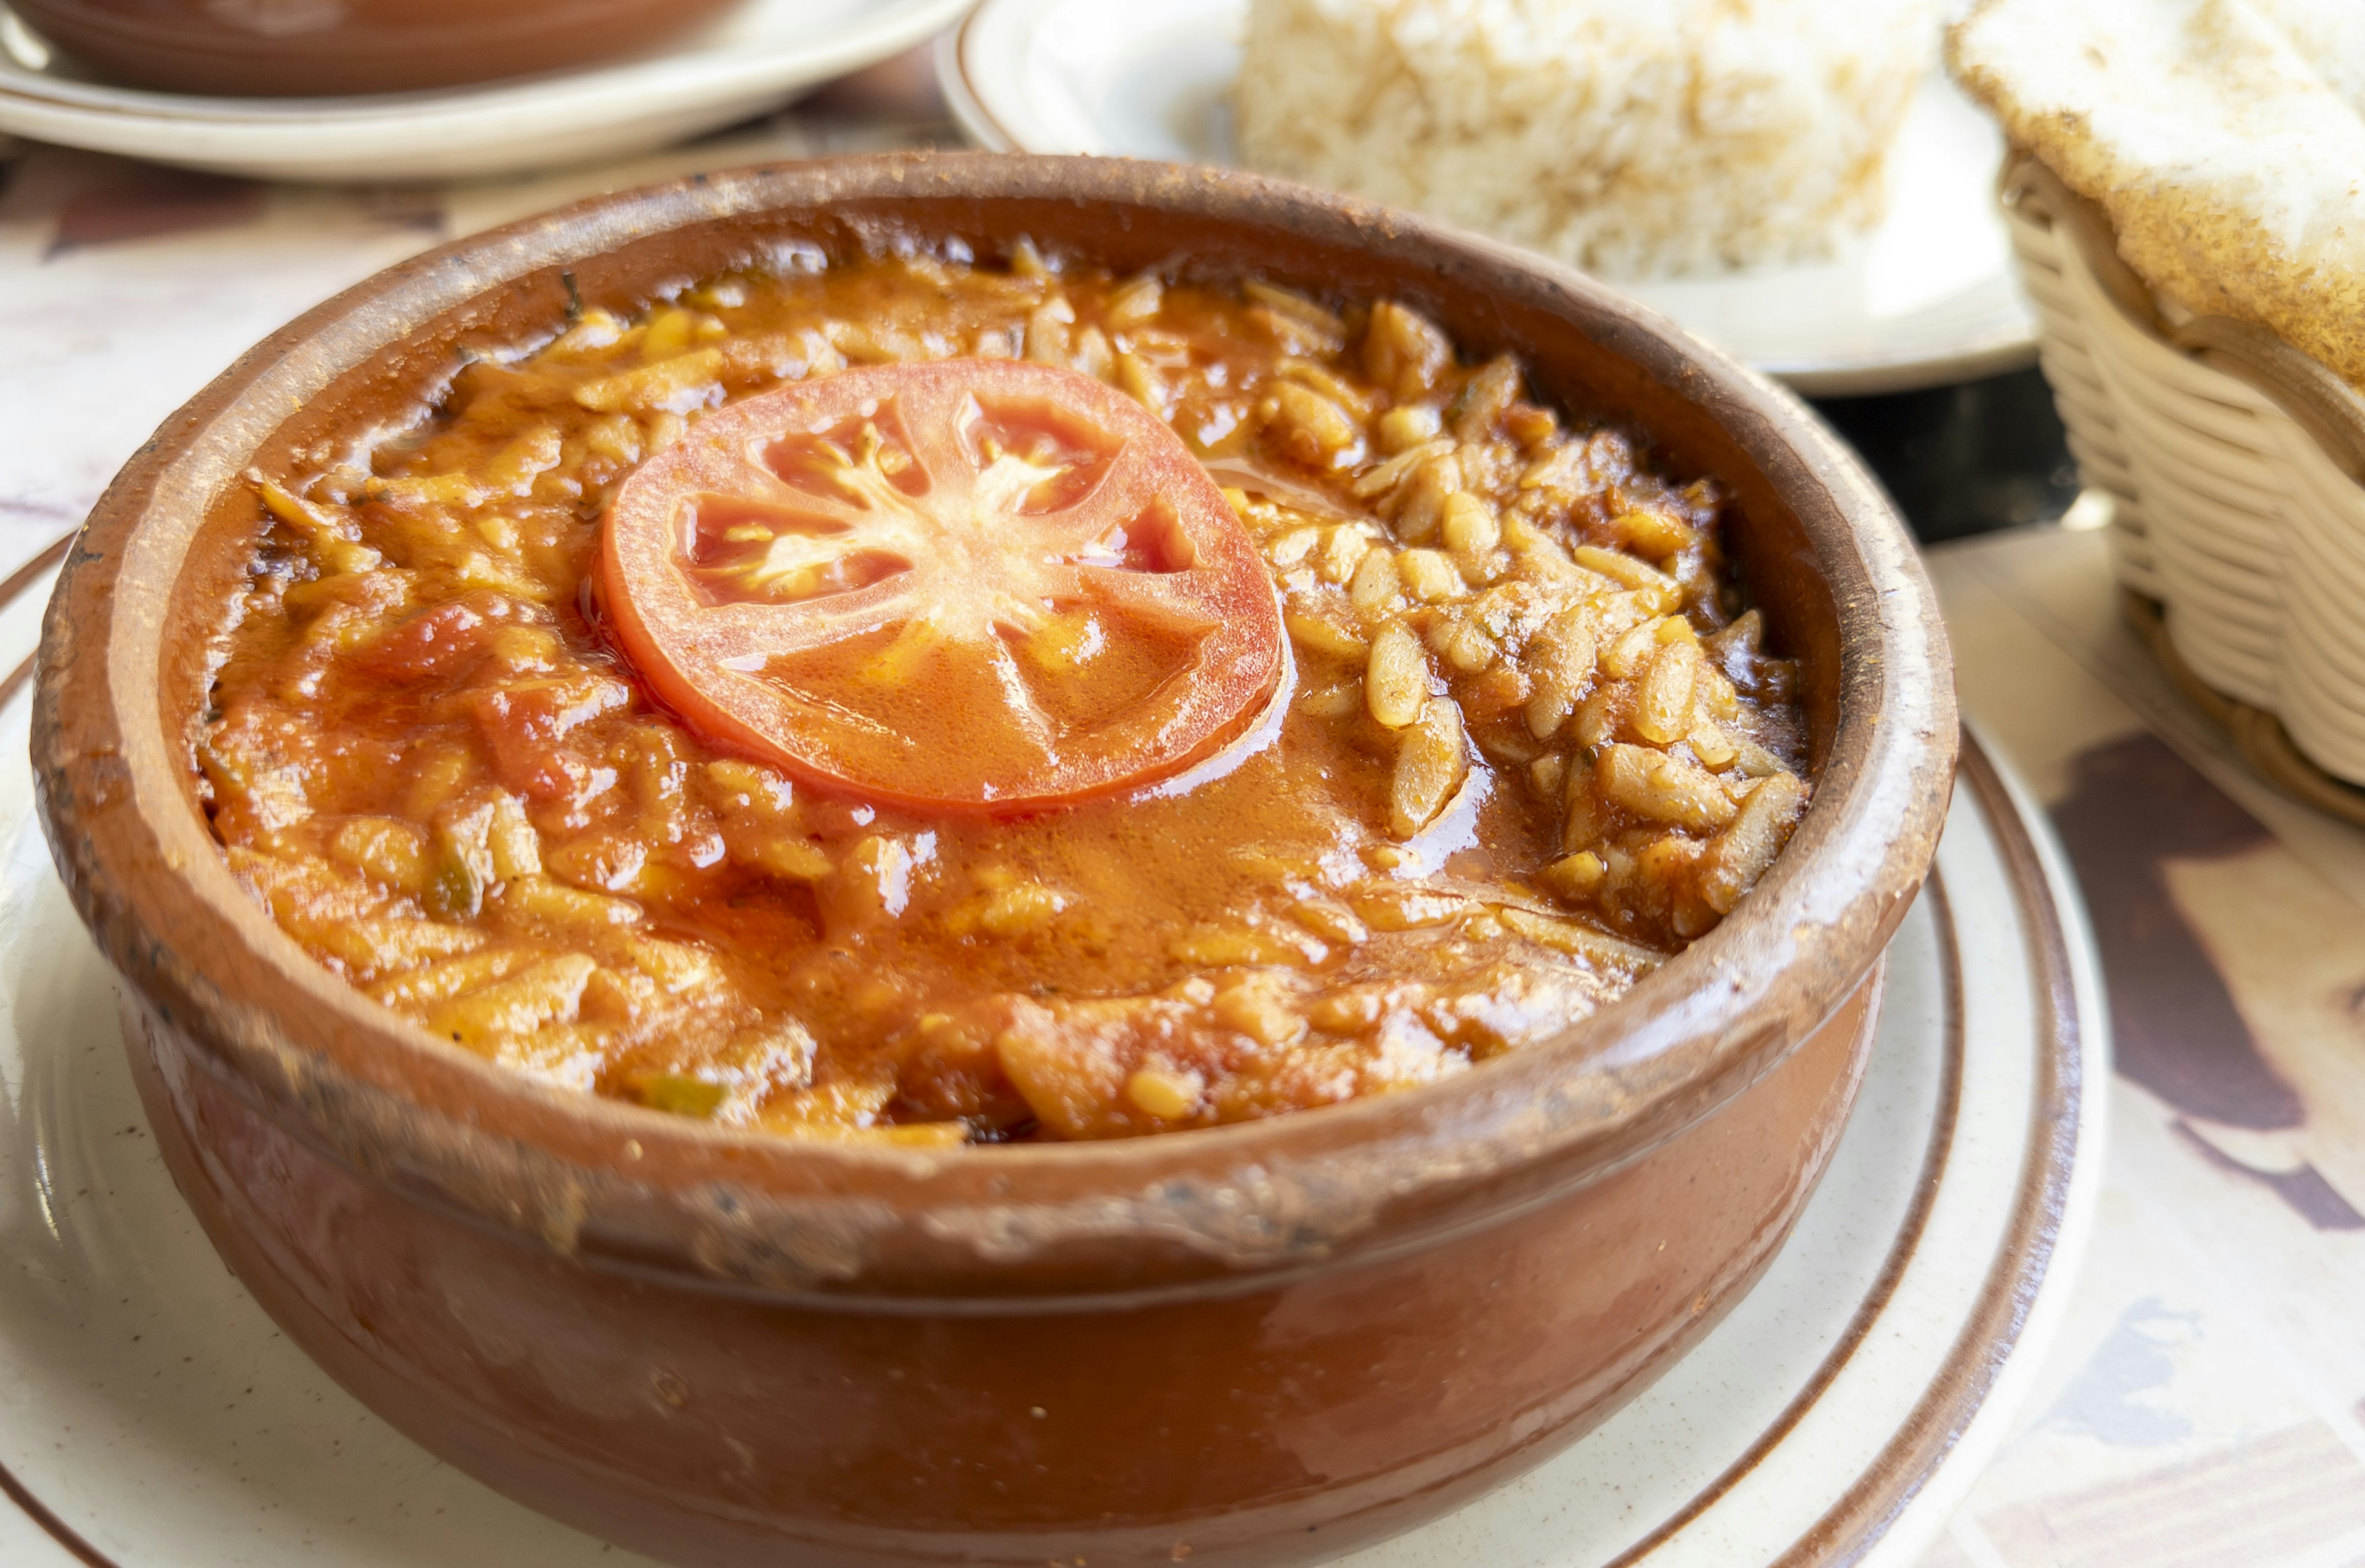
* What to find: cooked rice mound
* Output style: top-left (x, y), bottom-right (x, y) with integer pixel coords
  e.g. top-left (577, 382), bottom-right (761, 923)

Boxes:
top-left (1234, 0), bottom-right (1941, 281)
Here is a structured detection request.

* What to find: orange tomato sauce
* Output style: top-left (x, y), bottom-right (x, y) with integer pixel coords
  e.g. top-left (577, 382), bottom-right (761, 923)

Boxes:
top-left (196, 243), bottom-right (1809, 1144)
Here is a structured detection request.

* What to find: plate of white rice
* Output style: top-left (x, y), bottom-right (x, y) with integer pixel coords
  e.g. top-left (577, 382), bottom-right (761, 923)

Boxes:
top-left (937, 0), bottom-right (2037, 396)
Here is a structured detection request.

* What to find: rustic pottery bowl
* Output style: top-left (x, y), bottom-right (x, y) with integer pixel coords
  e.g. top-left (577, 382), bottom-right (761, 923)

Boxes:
top-left (9, 0), bottom-right (743, 96)
top-left (34, 154), bottom-right (1954, 1568)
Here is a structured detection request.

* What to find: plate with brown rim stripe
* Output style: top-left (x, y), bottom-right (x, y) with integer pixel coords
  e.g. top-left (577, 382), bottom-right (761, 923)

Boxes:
top-left (0, 533), bottom-right (2103, 1568)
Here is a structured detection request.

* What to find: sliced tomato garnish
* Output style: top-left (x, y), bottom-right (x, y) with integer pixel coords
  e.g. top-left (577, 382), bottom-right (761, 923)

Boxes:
top-left (599, 359), bottom-right (1285, 813)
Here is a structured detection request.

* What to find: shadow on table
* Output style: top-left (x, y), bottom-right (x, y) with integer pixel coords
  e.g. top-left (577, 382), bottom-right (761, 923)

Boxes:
top-left (1811, 366), bottom-right (2080, 546)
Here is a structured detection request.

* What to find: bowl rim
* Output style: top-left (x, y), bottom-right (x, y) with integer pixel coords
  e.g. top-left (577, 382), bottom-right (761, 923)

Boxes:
top-left (33, 151), bottom-right (1955, 1298)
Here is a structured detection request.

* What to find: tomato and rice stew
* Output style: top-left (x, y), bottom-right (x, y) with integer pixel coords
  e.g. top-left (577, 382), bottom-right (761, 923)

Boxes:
top-left (196, 240), bottom-right (1810, 1144)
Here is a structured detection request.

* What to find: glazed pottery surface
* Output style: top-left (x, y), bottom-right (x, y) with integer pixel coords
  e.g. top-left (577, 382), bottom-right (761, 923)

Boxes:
top-left (32, 155), bottom-right (1956, 1567)
top-left (9, 0), bottom-right (743, 95)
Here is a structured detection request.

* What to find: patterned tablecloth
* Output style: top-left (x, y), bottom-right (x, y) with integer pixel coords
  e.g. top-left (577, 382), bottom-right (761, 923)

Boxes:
top-left (5, 50), bottom-right (2363, 1568)
top-left (1921, 526), bottom-right (2365, 1568)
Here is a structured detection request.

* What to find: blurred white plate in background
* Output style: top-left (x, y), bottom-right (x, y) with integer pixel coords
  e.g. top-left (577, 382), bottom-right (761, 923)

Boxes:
top-left (940, 0), bottom-right (2039, 396)
top-left (0, 0), bottom-right (971, 183)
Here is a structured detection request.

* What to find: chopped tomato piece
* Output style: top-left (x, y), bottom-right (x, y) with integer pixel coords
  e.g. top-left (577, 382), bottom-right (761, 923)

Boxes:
top-left (357, 594), bottom-right (517, 679)
top-left (598, 359), bottom-right (1284, 812)
top-left (470, 673), bottom-right (632, 799)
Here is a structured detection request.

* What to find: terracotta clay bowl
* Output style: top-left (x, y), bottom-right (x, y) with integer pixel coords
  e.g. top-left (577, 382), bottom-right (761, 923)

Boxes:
top-left (34, 154), bottom-right (1955, 1568)
top-left (9, 0), bottom-right (743, 97)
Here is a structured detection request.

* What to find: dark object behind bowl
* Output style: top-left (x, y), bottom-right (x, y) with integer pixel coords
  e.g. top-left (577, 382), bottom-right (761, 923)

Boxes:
top-left (10, 0), bottom-right (744, 96)
top-left (34, 155), bottom-right (1955, 1566)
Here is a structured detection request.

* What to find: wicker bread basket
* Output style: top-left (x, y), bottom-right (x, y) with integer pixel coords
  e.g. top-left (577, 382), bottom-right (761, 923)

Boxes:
top-left (2002, 152), bottom-right (2365, 821)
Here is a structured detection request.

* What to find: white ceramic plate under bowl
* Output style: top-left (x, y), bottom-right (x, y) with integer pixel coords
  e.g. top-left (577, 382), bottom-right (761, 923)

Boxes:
top-left (939, 0), bottom-right (2041, 397)
top-left (0, 0), bottom-right (972, 183)
top-left (0, 530), bottom-right (2103, 1567)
